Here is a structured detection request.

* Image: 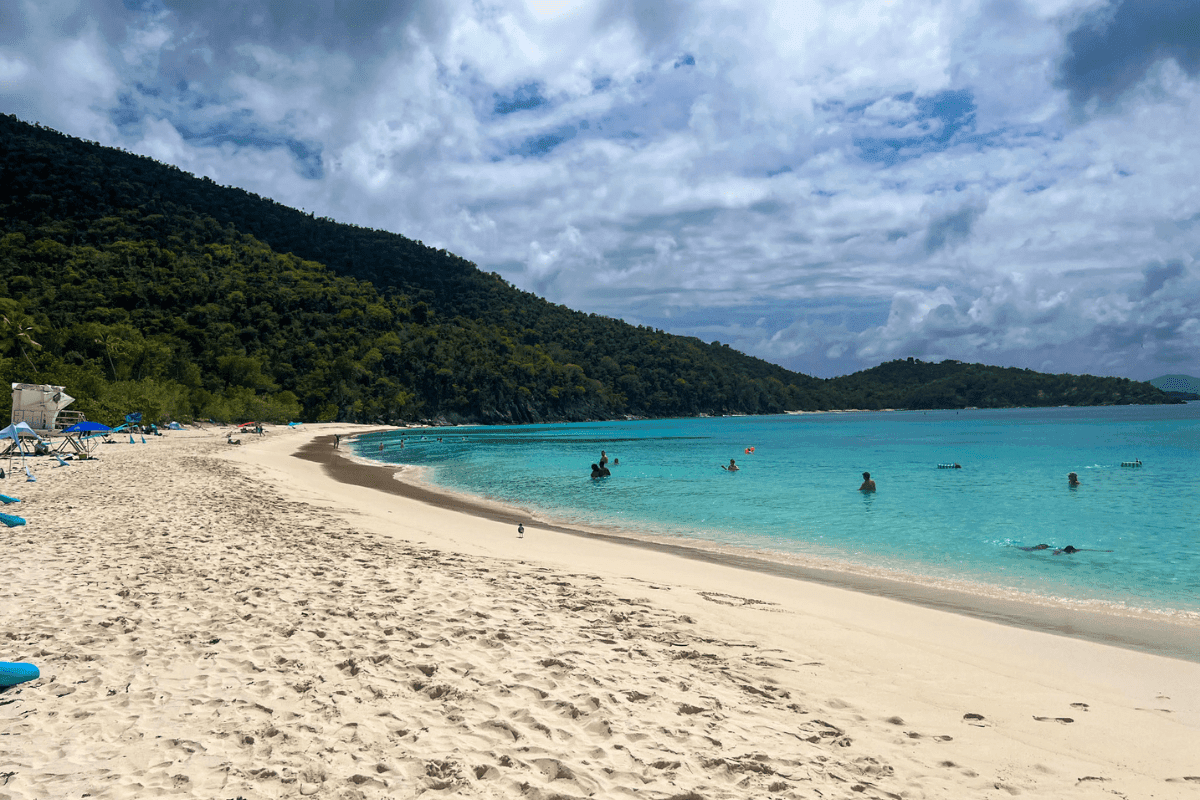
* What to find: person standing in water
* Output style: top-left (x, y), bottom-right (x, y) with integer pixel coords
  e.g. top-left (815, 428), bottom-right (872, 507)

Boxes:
top-left (721, 459), bottom-right (739, 471)
top-left (859, 472), bottom-right (876, 492)
top-left (1068, 472), bottom-right (1080, 487)
top-left (599, 450), bottom-right (609, 468)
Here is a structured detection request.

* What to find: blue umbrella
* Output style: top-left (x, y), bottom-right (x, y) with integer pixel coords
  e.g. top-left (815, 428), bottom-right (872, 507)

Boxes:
top-left (61, 421), bottom-right (112, 434)
top-left (61, 421), bottom-right (113, 455)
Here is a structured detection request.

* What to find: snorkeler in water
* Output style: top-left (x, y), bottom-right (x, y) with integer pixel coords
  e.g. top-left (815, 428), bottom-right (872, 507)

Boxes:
top-left (1053, 545), bottom-right (1114, 555)
top-left (1017, 543), bottom-right (1113, 555)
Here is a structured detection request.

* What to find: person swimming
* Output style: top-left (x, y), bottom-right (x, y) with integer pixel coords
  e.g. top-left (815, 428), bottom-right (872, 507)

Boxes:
top-left (1068, 472), bottom-right (1080, 487)
top-left (1017, 543), bottom-right (1112, 555)
top-left (590, 463), bottom-right (610, 478)
top-left (859, 471), bottom-right (876, 492)
top-left (721, 459), bottom-right (739, 471)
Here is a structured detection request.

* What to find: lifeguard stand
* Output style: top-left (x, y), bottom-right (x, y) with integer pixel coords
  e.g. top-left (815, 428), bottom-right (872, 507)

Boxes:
top-left (10, 383), bottom-right (80, 434)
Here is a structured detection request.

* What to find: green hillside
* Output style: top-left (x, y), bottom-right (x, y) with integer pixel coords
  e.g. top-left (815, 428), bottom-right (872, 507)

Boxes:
top-left (830, 358), bottom-right (1172, 409)
top-left (0, 114), bottom-right (1179, 425)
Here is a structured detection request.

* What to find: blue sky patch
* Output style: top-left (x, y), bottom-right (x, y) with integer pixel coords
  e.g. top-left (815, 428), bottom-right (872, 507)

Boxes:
top-left (511, 125), bottom-right (577, 157)
top-left (164, 118), bottom-right (325, 179)
top-left (854, 88), bottom-right (977, 166)
top-left (494, 83), bottom-right (547, 115)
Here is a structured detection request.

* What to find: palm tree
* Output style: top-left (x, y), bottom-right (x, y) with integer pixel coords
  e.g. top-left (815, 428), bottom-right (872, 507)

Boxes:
top-left (1, 313), bottom-right (41, 370)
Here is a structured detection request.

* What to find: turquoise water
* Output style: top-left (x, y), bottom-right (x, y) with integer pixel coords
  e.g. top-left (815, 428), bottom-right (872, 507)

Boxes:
top-left (353, 404), bottom-right (1200, 615)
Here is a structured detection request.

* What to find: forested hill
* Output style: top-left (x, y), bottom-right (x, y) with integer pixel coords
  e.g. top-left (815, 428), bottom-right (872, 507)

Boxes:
top-left (0, 114), bottom-right (1177, 425)
top-left (830, 358), bottom-right (1174, 410)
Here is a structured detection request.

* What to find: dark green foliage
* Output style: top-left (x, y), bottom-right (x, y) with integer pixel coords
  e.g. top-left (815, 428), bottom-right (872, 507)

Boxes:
top-left (826, 357), bottom-right (1174, 410)
top-left (0, 115), bottom-right (1178, 425)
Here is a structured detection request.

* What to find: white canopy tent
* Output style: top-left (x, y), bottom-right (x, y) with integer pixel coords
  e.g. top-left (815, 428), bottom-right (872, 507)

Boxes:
top-left (0, 421), bottom-right (44, 445)
top-left (1, 421), bottom-right (46, 475)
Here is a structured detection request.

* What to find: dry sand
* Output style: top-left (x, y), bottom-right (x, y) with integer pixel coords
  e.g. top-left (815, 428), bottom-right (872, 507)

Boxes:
top-left (1, 424), bottom-right (1198, 799)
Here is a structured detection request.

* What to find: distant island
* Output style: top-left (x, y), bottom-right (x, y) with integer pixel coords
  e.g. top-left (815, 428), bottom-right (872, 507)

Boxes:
top-left (0, 114), bottom-right (1181, 425)
top-left (1150, 375), bottom-right (1200, 401)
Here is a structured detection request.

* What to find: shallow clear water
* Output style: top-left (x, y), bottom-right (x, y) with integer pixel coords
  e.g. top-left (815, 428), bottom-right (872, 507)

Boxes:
top-left (353, 404), bottom-right (1200, 614)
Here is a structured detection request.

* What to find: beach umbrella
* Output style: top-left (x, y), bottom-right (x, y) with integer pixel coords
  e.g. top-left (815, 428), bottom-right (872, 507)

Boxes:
top-left (61, 421), bottom-right (112, 455)
top-left (62, 421), bottom-right (111, 434)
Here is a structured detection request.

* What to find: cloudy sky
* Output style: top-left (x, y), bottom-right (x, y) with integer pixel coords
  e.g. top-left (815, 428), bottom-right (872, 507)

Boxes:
top-left (3, 0), bottom-right (1199, 380)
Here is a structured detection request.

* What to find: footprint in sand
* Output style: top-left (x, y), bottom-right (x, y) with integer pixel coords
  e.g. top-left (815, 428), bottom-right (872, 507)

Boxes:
top-left (962, 713), bottom-right (987, 727)
top-left (1032, 716), bottom-right (1074, 724)
top-left (1070, 702), bottom-right (1089, 711)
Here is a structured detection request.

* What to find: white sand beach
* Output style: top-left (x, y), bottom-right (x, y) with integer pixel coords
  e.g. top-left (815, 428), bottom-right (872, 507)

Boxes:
top-left (2, 424), bottom-right (1198, 799)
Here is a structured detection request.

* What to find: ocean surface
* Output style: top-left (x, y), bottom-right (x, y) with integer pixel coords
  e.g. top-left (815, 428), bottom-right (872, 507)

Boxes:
top-left (352, 404), bottom-right (1200, 618)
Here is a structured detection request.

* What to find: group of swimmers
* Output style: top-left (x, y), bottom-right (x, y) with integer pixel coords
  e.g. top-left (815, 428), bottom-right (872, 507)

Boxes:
top-left (590, 450), bottom-right (616, 478)
top-left (584, 447), bottom-right (1113, 557)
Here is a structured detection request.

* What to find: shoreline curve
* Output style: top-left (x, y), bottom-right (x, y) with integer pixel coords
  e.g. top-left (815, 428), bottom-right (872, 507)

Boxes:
top-left (298, 433), bottom-right (1200, 664)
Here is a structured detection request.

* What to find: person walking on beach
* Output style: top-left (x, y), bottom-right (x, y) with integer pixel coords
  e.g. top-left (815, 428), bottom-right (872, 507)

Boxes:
top-left (859, 472), bottom-right (876, 492)
top-left (334, 434), bottom-right (340, 449)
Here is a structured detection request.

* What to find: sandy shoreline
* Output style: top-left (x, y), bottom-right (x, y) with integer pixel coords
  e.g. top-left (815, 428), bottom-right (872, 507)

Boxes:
top-left (2, 424), bottom-right (1198, 799)
top-left (312, 432), bottom-right (1200, 664)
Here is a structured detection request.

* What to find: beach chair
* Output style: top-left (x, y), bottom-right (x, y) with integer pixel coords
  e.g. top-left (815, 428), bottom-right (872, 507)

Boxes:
top-left (0, 512), bottom-right (26, 527)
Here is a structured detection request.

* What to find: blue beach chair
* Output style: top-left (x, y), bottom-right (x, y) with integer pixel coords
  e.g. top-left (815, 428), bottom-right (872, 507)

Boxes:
top-left (0, 512), bottom-right (26, 527)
